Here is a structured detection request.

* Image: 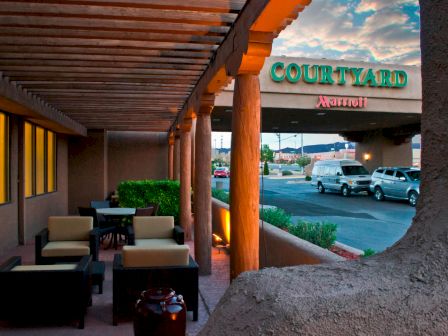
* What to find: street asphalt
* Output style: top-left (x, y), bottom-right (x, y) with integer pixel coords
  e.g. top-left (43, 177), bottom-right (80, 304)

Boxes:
top-left (212, 175), bottom-right (415, 252)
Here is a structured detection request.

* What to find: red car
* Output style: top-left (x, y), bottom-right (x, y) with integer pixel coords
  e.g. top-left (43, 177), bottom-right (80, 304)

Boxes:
top-left (214, 167), bottom-right (230, 178)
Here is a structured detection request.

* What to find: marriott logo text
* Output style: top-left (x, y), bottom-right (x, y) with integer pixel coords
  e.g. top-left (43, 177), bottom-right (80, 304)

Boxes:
top-left (316, 96), bottom-right (368, 108)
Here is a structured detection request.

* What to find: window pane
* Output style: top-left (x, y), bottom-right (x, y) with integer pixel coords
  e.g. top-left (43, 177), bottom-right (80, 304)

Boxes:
top-left (0, 113), bottom-right (7, 203)
top-left (24, 122), bottom-right (34, 197)
top-left (47, 131), bottom-right (56, 192)
top-left (35, 127), bottom-right (45, 195)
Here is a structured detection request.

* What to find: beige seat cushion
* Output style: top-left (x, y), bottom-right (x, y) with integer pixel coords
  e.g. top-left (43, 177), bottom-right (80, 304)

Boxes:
top-left (122, 245), bottom-right (189, 268)
top-left (135, 238), bottom-right (177, 247)
top-left (133, 216), bottom-right (174, 239)
top-left (12, 264), bottom-right (77, 271)
top-left (42, 241), bottom-right (90, 257)
top-left (48, 216), bottom-right (93, 241)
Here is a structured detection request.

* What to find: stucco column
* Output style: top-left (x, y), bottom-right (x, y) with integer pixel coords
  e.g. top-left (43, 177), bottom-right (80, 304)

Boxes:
top-left (194, 100), bottom-right (213, 275)
top-left (229, 74), bottom-right (261, 280)
top-left (168, 133), bottom-right (175, 180)
top-left (173, 132), bottom-right (180, 180)
top-left (180, 120), bottom-right (192, 241)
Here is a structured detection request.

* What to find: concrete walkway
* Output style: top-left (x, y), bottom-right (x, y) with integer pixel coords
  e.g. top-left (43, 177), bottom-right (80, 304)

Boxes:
top-left (0, 239), bottom-right (230, 336)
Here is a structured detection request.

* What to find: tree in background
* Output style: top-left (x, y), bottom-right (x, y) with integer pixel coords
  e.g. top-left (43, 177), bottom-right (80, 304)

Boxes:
top-left (263, 161), bottom-right (270, 175)
top-left (261, 145), bottom-right (274, 176)
top-left (260, 144), bottom-right (274, 163)
top-left (296, 156), bottom-right (311, 170)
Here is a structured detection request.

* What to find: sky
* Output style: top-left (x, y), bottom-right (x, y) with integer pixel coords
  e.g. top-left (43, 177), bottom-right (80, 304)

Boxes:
top-left (212, 0), bottom-right (421, 149)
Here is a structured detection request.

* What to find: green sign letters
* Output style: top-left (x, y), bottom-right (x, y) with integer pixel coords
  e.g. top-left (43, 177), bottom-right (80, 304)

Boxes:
top-left (270, 62), bottom-right (408, 88)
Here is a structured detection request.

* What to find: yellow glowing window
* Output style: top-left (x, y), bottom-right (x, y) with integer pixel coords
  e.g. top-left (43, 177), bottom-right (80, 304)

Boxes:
top-left (35, 127), bottom-right (45, 195)
top-left (24, 122), bottom-right (34, 197)
top-left (24, 122), bottom-right (57, 197)
top-left (47, 131), bottom-right (56, 192)
top-left (0, 113), bottom-right (9, 204)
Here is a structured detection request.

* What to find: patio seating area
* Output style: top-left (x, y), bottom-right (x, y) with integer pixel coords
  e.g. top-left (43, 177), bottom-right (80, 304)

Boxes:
top-left (0, 238), bottom-right (230, 335)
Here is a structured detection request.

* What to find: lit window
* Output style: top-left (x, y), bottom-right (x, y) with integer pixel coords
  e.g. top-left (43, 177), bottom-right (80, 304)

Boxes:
top-left (0, 113), bottom-right (9, 204)
top-left (24, 122), bottom-right (57, 197)
top-left (24, 122), bottom-right (34, 197)
top-left (47, 131), bottom-right (56, 192)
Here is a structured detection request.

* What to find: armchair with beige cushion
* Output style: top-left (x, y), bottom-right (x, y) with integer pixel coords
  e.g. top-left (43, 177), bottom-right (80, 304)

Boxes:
top-left (127, 216), bottom-right (184, 247)
top-left (35, 216), bottom-right (99, 265)
top-left (113, 244), bottom-right (198, 324)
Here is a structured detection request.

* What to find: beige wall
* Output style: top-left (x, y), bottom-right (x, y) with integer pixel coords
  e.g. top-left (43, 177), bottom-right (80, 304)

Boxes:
top-left (0, 116), bottom-right (69, 255)
top-left (211, 198), bottom-right (343, 267)
top-left (0, 116), bottom-right (19, 255)
top-left (68, 130), bottom-right (108, 214)
top-left (355, 133), bottom-right (412, 173)
top-left (216, 56), bottom-right (422, 114)
top-left (107, 131), bottom-right (168, 193)
top-left (68, 130), bottom-right (168, 214)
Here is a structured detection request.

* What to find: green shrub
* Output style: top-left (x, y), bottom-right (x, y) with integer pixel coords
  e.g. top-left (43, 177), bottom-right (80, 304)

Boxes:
top-left (288, 220), bottom-right (337, 249)
top-left (260, 207), bottom-right (291, 230)
top-left (117, 180), bottom-right (180, 223)
top-left (305, 175), bottom-right (312, 181)
top-left (212, 188), bottom-right (229, 204)
top-left (363, 248), bottom-right (376, 257)
top-left (263, 162), bottom-right (269, 175)
top-left (282, 170), bottom-right (293, 176)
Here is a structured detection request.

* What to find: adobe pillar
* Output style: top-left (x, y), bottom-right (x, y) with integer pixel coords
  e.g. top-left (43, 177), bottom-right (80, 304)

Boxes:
top-left (190, 117), bottom-right (197, 193)
top-left (194, 98), bottom-right (213, 275)
top-left (168, 132), bottom-right (175, 180)
top-left (180, 120), bottom-right (192, 240)
top-left (230, 74), bottom-right (261, 280)
top-left (173, 131), bottom-right (180, 180)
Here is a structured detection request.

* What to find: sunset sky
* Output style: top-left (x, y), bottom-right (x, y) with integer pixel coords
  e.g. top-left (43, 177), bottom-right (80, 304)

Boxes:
top-left (212, 0), bottom-right (421, 149)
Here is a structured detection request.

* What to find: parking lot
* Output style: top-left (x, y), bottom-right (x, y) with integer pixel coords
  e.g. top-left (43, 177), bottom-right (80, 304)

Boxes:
top-left (212, 175), bottom-right (415, 252)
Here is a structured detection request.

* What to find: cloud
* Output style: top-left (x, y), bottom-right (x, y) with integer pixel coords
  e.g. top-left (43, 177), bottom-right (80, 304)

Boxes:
top-left (272, 0), bottom-right (421, 65)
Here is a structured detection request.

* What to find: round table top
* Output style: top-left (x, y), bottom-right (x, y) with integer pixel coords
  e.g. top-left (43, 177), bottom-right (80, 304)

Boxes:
top-left (96, 207), bottom-right (136, 216)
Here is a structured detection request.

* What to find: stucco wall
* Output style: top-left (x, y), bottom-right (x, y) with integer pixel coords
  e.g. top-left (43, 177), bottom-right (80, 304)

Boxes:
top-left (0, 116), bottom-right (19, 255)
top-left (0, 125), bottom-right (69, 254)
top-left (24, 136), bottom-right (68, 241)
top-left (107, 131), bottom-right (168, 192)
top-left (211, 198), bottom-right (343, 267)
top-left (68, 130), bottom-right (108, 214)
top-left (356, 133), bottom-right (412, 173)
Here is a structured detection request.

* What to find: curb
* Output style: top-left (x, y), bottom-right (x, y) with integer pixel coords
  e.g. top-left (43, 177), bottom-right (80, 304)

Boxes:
top-left (334, 241), bottom-right (364, 256)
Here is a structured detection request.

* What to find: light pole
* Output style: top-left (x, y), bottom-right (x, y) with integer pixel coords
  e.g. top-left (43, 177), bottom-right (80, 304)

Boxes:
top-left (344, 143), bottom-right (349, 159)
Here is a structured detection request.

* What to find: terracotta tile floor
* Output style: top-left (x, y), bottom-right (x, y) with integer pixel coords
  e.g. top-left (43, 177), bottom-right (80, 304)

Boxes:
top-left (0, 239), bottom-right (230, 335)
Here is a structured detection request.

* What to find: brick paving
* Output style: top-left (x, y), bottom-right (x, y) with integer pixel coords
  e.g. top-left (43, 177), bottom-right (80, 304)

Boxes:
top-left (0, 239), bottom-right (230, 336)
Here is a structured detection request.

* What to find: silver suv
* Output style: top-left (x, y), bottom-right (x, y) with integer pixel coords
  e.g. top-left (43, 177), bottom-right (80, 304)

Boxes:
top-left (369, 167), bottom-right (420, 207)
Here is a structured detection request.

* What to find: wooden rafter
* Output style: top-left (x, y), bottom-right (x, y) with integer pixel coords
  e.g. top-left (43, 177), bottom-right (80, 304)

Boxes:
top-left (0, 0), bottom-right (311, 133)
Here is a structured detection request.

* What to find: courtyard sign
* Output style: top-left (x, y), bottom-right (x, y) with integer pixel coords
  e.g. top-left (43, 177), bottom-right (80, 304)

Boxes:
top-left (270, 62), bottom-right (408, 88)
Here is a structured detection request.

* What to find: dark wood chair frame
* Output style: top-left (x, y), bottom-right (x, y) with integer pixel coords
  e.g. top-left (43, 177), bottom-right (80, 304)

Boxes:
top-left (35, 227), bottom-right (100, 265)
top-left (112, 254), bottom-right (199, 325)
top-left (0, 255), bottom-right (92, 329)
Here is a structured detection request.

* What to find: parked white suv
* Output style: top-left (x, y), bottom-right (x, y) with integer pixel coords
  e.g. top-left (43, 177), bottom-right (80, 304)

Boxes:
top-left (311, 159), bottom-right (371, 196)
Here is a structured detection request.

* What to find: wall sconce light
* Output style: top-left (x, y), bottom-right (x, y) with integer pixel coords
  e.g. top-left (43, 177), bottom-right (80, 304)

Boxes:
top-left (363, 153), bottom-right (371, 161)
top-left (212, 233), bottom-right (229, 253)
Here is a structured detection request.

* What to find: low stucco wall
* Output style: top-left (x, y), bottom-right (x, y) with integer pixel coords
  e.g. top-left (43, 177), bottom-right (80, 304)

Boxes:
top-left (211, 198), bottom-right (343, 267)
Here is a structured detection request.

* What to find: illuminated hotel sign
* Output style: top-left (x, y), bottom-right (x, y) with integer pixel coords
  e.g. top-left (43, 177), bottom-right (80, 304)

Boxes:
top-left (316, 96), bottom-right (368, 108)
top-left (270, 62), bottom-right (408, 88)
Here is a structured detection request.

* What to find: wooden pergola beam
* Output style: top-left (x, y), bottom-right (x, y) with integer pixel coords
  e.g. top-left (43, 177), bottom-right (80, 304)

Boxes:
top-left (0, 73), bottom-right (86, 135)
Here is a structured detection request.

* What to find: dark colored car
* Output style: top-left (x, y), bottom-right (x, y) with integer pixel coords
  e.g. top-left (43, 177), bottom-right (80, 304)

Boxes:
top-left (213, 167), bottom-right (230, 178)
top-left (369, 167), bottom-right (420, 206)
